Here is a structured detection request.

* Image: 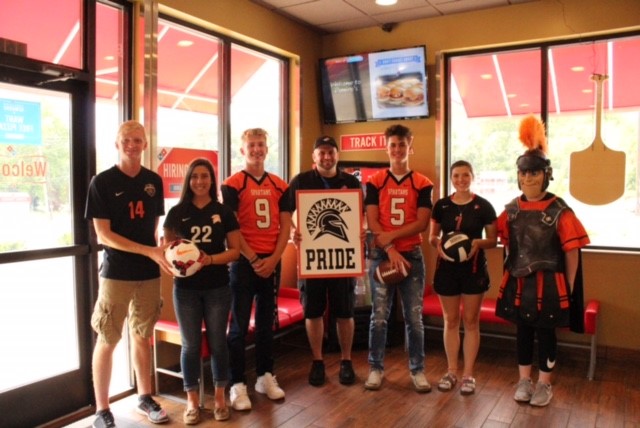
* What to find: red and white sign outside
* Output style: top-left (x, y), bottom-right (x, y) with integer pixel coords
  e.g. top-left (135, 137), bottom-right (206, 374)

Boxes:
top-left (340, 133), bottom-right (386, 151)
top-left (157, 147), bottom-right (218, 198)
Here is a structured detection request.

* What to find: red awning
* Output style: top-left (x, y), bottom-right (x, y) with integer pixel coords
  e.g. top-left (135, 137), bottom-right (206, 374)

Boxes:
top-left (1, 2), bottom-right (267, 116)
top-left (451, 37), bottom-right (640, 118)
top-left (3, 3), bottom-right (639, 119)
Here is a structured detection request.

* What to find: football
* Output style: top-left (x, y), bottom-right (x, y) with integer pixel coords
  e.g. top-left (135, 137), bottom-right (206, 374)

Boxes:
top-left (164, 239), bottom-right (204, 277)
top-left (441, 231), bottom-right (472, 262)
top-left (374, 260), bottom-right (411, 285)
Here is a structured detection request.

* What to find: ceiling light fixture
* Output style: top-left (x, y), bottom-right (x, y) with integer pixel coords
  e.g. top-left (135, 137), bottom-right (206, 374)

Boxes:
top-left (376, 0), bottom-right (398, 6)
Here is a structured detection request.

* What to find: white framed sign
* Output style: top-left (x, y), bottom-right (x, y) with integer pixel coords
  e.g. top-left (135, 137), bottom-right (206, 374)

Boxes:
top-left (296, 189), bottom-right (364, 279)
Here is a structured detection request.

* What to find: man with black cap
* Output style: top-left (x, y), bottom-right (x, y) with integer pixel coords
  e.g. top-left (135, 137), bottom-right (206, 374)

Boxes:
top-left (495, 116), bottom-right (590, 407)
top-left (283, 135), bottom-right (362, 386)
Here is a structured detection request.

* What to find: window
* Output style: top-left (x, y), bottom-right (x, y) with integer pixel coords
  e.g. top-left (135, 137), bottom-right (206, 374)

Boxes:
top-left (447, 33), bottom-right (640, 250)
top-left (230, 43), bottom-right (285, 177)
top-left (155, 18), bottom-right (287, 211)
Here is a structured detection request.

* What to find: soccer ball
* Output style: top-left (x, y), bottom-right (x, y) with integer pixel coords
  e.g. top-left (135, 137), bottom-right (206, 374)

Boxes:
top-left (374, 260), bottom-right (411, 285)
top-left (441, 231), bottom-right (472, 263)
top-left (165, 239), bottom-right (203, 277)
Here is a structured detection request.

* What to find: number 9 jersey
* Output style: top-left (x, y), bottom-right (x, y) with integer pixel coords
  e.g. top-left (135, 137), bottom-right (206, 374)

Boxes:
top-left (221, 171), bottom-right (290, 254)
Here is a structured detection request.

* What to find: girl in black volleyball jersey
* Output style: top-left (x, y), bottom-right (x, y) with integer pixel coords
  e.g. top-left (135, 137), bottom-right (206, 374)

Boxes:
top-left (429, 160), bottom-right (497, 395)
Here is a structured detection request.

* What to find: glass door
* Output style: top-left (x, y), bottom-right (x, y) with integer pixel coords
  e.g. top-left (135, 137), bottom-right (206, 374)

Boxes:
top-left (0, 79), bottom-right (94, 427)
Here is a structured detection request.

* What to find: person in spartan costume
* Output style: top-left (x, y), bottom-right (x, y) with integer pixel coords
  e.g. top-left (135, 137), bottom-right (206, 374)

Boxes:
top-left (495, 115), bottom-right (590, 407)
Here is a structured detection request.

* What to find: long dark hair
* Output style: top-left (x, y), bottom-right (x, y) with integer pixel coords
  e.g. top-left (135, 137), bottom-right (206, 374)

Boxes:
top-left (177, 158), bottom-right (218, 205)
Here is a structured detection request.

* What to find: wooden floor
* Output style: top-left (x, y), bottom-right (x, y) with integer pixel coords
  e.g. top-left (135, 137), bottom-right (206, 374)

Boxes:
top-left (62, 329), bottom-right (639, 428)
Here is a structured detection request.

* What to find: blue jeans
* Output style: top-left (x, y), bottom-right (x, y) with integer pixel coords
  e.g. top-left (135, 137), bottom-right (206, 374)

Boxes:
top-left (368, 246), bottom-right (426, 373)
top-left (173, 285), bottom-right (230, 390)
top-left (227, 256), bottom-right (280, 384)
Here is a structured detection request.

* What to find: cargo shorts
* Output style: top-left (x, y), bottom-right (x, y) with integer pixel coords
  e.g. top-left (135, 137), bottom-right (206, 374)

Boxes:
top-left (91, 277), bottom-right (162, 344)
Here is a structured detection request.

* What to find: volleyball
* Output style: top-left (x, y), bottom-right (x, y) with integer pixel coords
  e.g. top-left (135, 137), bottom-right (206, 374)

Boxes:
top-left (164, 239), bottom-right (204, 277)
top-left (441, 231), bottom-right (472, 263)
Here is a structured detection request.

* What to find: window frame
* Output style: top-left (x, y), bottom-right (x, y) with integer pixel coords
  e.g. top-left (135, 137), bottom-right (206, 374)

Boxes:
top-left (443, 30), bottom-right (640, 252)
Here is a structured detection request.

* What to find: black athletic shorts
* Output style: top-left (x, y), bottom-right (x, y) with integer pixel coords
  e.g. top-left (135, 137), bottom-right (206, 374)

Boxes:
top-left (433, 260), bottom-right (490, 296)
top-left (298, 277), bottom-right (355, 319)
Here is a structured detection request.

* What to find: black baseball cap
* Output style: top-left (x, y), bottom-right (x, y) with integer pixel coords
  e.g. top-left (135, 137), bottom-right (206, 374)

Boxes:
top-left (314, 135), bottom-right (339, 150)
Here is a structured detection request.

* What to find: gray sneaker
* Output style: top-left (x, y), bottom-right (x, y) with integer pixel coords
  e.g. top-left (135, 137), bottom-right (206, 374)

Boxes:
top-left (136, 394), bottom-right (169, 423)
top-left (93, 409), bottom-right (116, 428)
top-left (530, 382), bottom-right (553, 406)
top-left (514, 378), bottom-right (534, 402)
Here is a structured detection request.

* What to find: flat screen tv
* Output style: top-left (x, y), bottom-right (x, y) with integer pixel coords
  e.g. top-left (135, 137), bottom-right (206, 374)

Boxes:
top-left (319, 45), bottom-right (429, 124)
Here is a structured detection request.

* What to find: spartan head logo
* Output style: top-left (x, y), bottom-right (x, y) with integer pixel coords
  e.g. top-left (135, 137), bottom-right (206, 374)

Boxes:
top-left (306, 197), bottom-right (351, 242)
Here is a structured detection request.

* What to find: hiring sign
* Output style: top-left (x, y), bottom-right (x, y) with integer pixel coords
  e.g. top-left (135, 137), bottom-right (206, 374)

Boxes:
top-left (157, 147), bottom-right (218, 198)
top-left (296, 189), bottom-right (364, 279)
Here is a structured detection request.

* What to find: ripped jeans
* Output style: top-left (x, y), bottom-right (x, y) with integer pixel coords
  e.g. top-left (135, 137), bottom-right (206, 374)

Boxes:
top-left (368, 246), bottom-right (425, 373)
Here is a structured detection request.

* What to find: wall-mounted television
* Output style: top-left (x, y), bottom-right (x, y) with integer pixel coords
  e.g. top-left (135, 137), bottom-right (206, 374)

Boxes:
top-left (319, 45), bottom-right (429, 124)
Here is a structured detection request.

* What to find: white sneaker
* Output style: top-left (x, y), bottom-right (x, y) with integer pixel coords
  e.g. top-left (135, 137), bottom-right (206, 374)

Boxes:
top-left (410, 371), bottom-right (432, 393)
top-left (230, 383), bottom-right (252, 411)
top-left (255, 372), bottom-right (285, 400)
top-left (364, 369), bottom-right (384, 390)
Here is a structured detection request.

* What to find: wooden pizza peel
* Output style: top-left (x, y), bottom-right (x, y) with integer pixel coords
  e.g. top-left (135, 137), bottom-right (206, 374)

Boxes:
top-left (569, 74), bottom-right (625, 205)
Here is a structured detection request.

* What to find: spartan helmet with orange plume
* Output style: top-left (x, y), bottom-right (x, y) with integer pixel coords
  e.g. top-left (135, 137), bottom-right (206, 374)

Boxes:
top-left (516, 115), bottom-right (553, 191)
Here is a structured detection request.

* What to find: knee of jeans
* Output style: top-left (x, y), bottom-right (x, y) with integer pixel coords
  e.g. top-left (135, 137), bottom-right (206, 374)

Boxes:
top-left (371, 306), bottom-right (389, 326)
top-left (406, 305), bottom-right (424, 325)
top-left (182, 342), bottom-right (202, 355)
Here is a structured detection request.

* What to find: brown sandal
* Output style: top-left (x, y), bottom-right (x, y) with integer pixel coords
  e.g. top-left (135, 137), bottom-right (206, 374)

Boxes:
top-left (460, 376), bottom-right (476, 395)
top-left (437, 373), bottom-right (457, 391)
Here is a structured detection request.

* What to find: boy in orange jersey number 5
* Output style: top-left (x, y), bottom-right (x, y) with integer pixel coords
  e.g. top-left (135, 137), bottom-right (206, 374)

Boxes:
top-left (364, 124), bottom-right (434, 393)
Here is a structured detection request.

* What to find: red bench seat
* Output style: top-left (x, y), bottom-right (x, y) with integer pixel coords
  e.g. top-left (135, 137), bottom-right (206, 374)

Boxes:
top-left (422, 285), bottom-right (600, 380)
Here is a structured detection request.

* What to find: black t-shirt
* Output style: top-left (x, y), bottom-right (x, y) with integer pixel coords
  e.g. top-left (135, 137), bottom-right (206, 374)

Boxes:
top-left (164, 200), bottom-right (239, 290)
top-left (431, 194), bottom-right (497, 266)
top-left (283, 168), bottom-right (361, 212)
top-left (85, 166), bottom-right (164, 280)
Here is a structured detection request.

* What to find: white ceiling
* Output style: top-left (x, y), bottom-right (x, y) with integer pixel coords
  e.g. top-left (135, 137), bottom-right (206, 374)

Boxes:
top-left (251, 0), bottom-right (538, 34)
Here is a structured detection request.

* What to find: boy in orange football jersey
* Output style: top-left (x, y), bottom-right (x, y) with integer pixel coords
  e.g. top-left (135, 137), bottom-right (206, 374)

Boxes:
top-left (364, 124), bottom-right (434, 392)
top-left (222, 128), bottom-right (292, 411)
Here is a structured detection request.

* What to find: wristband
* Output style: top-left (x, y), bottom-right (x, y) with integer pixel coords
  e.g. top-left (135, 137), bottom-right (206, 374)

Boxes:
top-left (249, 255), bottom-right (260, 265)
top-left (383, 243), bottom-right (394, 252)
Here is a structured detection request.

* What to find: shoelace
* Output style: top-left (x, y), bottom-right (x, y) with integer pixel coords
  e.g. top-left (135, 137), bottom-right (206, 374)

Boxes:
top-left (141, 397), bottom-right (161, 411)
top-left (99, 410), bottom-right (115, 426)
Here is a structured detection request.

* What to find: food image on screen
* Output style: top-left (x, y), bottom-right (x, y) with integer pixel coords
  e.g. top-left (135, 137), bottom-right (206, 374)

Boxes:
top-left (319, 45), bottom-right (429, 123)
top-left (376, 74), bottom-right (424, 108)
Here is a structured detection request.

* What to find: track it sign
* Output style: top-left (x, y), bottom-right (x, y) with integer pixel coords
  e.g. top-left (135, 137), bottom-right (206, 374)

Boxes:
top-left (296, 189), bottom-right (364, 279)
